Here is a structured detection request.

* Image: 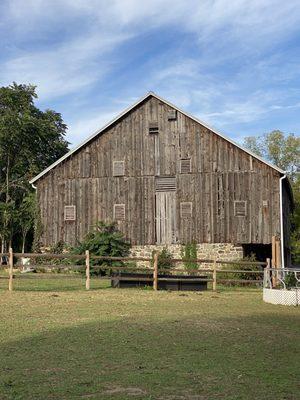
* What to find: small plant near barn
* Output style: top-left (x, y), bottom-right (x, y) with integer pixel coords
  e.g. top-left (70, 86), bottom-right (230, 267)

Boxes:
top-left (29, 241), bottom-right (72, 272)
top-left (181, 242), bottom-right (198, 274)
top-left (218, 253), bottom-right (261, 285)
top-left (284, 272), bottom-right (298, 289)
top-left (73, 221), bottom-right (131, 275)
top-left (151, 247), bottom-right (174, 273)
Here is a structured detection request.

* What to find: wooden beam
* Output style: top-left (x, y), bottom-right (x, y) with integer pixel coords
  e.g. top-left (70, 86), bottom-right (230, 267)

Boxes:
top-left (8, 247), bottom-right (13, 292)
top-left (85, 250), bottom-right (90, 290)
top-left (213, 258), bottom-right (217, 291)
top-left (153, 252), bottom-right (158, 291)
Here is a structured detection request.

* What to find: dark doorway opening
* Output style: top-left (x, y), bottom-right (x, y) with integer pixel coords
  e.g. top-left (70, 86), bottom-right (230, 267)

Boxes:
top-left (242, 244), bottom-right (271, 262)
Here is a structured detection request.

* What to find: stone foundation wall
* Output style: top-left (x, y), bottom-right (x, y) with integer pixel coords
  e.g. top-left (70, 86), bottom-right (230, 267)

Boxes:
top-left (130, 243), bottom-right (244, 268)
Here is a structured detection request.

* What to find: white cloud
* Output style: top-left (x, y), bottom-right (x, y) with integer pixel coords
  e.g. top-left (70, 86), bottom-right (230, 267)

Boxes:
top-left (67, 108), bottom-right (123, 145)
top-left (1, 0), bottom-right (300, 142)
top-left (1, 31), bottom-right (131, 100)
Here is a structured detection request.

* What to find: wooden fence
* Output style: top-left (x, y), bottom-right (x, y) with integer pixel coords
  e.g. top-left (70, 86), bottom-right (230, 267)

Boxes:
top-left (0, 248), bottom-right (270, 292)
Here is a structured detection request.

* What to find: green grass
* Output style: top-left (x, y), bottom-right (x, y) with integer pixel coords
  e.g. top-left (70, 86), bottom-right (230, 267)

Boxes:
top-left (0, 274), bottom-right (299, 400)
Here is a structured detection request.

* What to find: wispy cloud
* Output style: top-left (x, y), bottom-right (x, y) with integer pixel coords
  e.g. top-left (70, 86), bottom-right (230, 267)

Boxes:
top-left (1, 0), bottom-right (300, 144)
top-left (1, 31), bottom-right (132, 100)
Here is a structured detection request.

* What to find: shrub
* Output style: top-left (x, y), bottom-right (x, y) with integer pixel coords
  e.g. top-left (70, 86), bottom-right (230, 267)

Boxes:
top-left (284, 272), bottom-right (298, 289)
top-left (218, 253), bottom-right (262, 286)
top-left (32, 241), bottom-right (71, 271)
top-left (72, 221), bottom-right (131, 275)
top-left (152, 247), bottom-right (174, 273)
top-left (181, 242), bottom-right (198, 274)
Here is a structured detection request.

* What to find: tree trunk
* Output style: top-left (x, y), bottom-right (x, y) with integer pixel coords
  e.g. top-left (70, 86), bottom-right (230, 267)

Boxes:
top-left (0, 239), bottom-right (3, 265)
top-left (22, 233), bottom-right (26, 254)
top-left (3, 156), bottom-right (10, 252)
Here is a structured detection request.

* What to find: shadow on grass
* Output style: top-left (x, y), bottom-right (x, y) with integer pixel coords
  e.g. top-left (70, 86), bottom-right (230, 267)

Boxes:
top-left (1, 274), bottom-right (263, 294)
top-left (0, 310), bottom-right (299, 400)
top-left (1, 275), bottom-right (112, 292)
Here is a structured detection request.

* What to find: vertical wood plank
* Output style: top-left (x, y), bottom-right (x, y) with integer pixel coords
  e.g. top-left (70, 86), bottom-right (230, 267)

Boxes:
top-left (8, 247), bottom-right (13, 292)
top-left (153, 252), bottom-right (158, 291)
top-left (213, 258), bottom-right (217, 291)
top-left (85, 250), bottom-right (90, 290)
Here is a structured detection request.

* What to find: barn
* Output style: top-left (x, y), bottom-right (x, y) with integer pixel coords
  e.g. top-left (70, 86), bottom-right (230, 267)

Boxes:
top-left (30, 92), bottom-right (293, 266)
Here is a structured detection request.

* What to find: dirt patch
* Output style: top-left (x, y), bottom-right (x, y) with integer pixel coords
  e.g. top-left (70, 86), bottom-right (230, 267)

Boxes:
top-left (81, 386), bottom-right (147, 397)
top-left (158, 395), bottom-right (207, 400)
top-left (104, 386), bottom-right (146, 395)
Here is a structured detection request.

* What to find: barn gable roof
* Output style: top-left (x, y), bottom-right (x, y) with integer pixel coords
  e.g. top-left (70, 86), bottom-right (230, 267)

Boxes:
top-left (30, 91), bottom-right (285, 184)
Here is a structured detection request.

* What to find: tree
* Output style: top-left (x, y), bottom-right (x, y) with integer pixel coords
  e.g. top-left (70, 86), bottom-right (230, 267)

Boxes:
top-left (0, 82), bottom-right (69, 251)
top-left (73, 221), bottom-right (131, 275)
top-left (16, 193), bottom-right (36, 253)
top-left (243, 130), bottom-right (300, 264)
top-left (243, 130), bottom-right (299, 180)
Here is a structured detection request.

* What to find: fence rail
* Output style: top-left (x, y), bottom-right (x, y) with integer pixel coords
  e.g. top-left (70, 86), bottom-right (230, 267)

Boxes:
top-left (0, 248), bottom-right (269, 292)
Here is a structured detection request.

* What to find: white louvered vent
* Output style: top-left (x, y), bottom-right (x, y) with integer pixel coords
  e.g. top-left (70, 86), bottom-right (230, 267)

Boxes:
top-left (64, 205), bottom-right (76, 221)
top-left (180, 159), bottom-right (191, 174)
top-left (149, 121), bottom-right (159, 134)
top-left (234, 201), bottom-right (247, 217)
top-left (180, 202), bottom-right (192, 218)
top-left (113, 160), bottom-right (125, 176)
top-left (156, 177), bottom-right (176, 192)
top-left (168, 109), bottom-right (177, 120)
top-left (114, 204), bottom-right (125, 220)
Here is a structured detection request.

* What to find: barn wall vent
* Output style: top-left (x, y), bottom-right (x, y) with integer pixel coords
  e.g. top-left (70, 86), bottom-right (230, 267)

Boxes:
top-left (234, 201), bottom-right (247, 217)
top-left (155, 177), bottom-right (176, 192)
top-left (168, 109), bottom-right (177, 120)
top-left (180, 159), bottom-right (191, 174)
top-left (114, 204), bottom-right (125, 220)
top-left (180, 202), bottom-right (192, 218)
top-left (149, 121), bottom-right (159, 134)
top-left (113, 160), bottom-right (125, 176)
top-left (64, 205), bottom-right (76, 221)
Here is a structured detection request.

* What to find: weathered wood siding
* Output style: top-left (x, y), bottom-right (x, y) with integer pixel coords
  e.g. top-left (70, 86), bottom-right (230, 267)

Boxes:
top-left (36, 96), bottom-right (282, 246)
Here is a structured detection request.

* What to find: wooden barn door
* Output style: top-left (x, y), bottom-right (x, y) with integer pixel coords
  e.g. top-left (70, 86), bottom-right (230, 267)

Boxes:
top-left (155, 177), bottom-right (177, 244)
top-left (155, 192), bottom-right (176, 244)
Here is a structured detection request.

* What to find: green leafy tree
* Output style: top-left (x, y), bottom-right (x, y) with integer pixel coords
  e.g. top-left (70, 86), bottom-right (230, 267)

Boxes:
top-left (16, 193), bottom-right (37, 253)
top-left (73, 221), bottom-right (131, 275)
top-left (0, 82), bottom-right (69, 251)
top-left (243, 130), bottom-right (299, 179)
top-left (243, 130), bottom-right (300, 264)
top-left (291, 174), bottom-right (300, 263)
top-left (0, 201), bottom-right (16, 253)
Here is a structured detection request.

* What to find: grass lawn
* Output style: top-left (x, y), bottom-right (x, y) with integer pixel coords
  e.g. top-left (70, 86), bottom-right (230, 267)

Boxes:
top-left (0, 274), bottom-right (299, 400)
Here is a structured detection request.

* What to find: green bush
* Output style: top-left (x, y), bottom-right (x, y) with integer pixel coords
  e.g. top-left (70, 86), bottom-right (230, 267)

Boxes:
top-left (181, 242), bottom-right (198, 274)
top-left (33, 241), bottom-right (72, 270)
top-left (72, 221), bottom-right (131, 275)
top-left (152, 247), bottom-right (174, 273)
top-left (218, 253), bottom-right (262, 286)
top-left (284, 272), bottom-right (298, 289)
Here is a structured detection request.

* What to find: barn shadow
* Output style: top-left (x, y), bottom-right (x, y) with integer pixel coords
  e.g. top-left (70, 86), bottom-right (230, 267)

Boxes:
top-left (0, 310), bottom-right (299, 399)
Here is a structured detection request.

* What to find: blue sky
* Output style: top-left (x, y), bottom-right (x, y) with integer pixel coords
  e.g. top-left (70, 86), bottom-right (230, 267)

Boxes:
top-left (1, 0), bottom-right (300, 147)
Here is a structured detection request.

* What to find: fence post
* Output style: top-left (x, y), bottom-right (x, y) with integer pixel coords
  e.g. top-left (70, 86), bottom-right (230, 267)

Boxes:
top-left (85, 250), bottom-right (90, 290)
top-left (8, 247), bottom-right (13, 292)
top-left (271, 236), bottom-right (277, 287)
top-left (212, 258), bottom-right (217, 291)
top-left (265, 258), bottom-right (271, 287)
top-left (153, 252), bottom-right (158, 291)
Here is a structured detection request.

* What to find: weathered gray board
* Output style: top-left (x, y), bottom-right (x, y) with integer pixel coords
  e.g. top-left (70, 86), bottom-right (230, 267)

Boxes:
top-left (35, 95), bottom-right (291, 248)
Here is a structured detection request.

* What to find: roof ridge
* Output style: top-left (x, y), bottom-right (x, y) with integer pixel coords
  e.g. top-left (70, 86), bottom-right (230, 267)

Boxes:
top-left (30, 92), bottom-right (285, 184)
